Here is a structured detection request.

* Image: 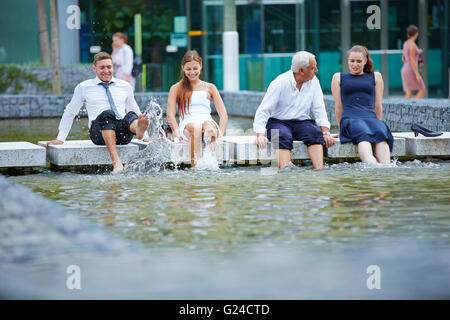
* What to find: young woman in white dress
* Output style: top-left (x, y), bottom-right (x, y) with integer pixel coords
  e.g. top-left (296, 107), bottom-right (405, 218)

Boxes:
top-left (167, 50), bottom-right (228, 167)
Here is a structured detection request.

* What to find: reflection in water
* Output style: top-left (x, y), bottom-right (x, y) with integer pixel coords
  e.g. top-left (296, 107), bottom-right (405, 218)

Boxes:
top-left (9, 160), bottom-right (450, 252)
top-left (2, 162), bottom-right (450, 299)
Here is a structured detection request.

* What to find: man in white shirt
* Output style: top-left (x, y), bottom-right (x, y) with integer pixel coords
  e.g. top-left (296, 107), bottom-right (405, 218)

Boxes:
top-left (254, 51), bottom-right (335, 169)
top-left (45, 52), bottom-right (150, 173)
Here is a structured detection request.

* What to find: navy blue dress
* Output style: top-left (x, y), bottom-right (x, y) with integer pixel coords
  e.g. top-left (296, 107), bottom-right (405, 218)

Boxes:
top-left (339, 72), bottom-right (393, 152)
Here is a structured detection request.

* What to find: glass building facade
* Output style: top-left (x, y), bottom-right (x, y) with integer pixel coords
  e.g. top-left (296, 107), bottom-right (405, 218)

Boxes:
top-left (0, 0), bottom-right (449, 97)
top-left (201, 0), bottom-right (449, 97)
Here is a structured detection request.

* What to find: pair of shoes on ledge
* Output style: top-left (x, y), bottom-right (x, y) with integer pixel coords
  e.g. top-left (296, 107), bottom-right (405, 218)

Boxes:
top-left (411, 123), bottom-right (443, 137)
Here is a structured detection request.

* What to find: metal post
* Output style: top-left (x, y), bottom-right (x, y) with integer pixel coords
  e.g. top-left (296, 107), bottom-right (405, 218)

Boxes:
top-left (260, 2), bottom-right (265, 90)
top-left (187, 0), bottom-right (191, 50)
top-left (381, 0), bottom-right (389, 97)
top-left (134, 14), bottom-right (143, 92)
top-left (300, 0), bottom-right (305, 51)
top-left (418, 0), bottom-right (428, 97)
top-left (341, 0), bottom-right (351, 73)
top-left (202, 2), bottom-right (208, 82)
top-left (223, 0), bottom-right (239, 91)
top-left (443, 0), bottom-right (449, 98)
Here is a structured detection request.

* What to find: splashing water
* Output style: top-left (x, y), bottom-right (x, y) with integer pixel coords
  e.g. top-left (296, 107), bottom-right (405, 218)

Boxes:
top-left (125, 100), bottom-right (174, 172)
top-left (125, 99), bottom-right (221, 172)
top-left (193, 145), bottom-right (220, 171)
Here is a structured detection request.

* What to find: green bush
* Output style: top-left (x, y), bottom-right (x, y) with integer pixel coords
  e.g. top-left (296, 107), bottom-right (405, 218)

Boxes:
top-left (0, 64), bottom-right (51, 94)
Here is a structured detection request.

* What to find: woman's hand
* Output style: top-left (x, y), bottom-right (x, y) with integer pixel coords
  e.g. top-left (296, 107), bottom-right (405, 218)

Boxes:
top-left (173, 129), bottom-right (187, 144)
top-left (415, 72), bottom-right (422, 83)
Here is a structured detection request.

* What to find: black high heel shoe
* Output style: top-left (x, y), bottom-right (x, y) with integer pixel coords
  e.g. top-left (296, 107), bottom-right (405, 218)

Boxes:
top-left (411, 123), bottom-right (443, 137)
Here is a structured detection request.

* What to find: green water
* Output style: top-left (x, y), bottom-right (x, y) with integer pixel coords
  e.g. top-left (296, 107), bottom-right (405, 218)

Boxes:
top-left (2, 117), bottom-right (450, 253)
top-left (8, 162), bottom-right (450, 252)
top-left (0, 116), bottom-right (256, 144)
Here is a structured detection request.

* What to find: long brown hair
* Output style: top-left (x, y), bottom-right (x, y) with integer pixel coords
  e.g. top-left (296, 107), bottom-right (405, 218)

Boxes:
top-left (406, 25), bottom-right (419, 39)
top-left (348, 45), bottom-right (374, 73)
top-left (176, 50), bottom-right (202, 118)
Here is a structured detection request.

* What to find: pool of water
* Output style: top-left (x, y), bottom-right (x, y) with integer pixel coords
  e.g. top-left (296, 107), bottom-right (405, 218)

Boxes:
top-left (2, 117), bottom-right (450, 298)
top-left (7, 160), bottom-right (450, 253)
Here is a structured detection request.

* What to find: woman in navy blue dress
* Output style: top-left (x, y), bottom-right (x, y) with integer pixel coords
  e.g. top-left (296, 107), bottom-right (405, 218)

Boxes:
top-left (331, 45), bottom-right (393, 165)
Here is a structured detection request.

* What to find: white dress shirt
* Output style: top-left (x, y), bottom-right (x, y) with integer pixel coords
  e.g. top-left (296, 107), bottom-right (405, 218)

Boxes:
top-left (253, 71), bottom-right (330, 134)
top-left (57, 76), bottom-right (146, 141)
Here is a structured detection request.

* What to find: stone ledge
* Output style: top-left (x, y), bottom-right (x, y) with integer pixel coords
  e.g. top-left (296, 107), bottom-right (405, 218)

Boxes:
top-left (223, 136), bottom-right (310, 162)
top-left (0, 142), bottom-right (46, 167)
top-left (393, 132), bottom-right (450, 156)
top-left (327, 137), bottom-right (406, 158)
top-left (37, 140), bottom-right (139, 166)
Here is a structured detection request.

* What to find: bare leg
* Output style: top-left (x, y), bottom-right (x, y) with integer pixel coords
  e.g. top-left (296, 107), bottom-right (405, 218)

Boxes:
top-left (404, 91), bottom-right (412, 99)
top-left (374, 141), bottom-right (391, 164)
top-left (357, 141), bottom-right (378, 164)
top-left (276, 149), bottom-right (291, 169)
top-left (101, 129), bottom-right (123, 173)
top-left (185, 123), bottom-right (203, 167)
top-left (129, 114), bottom-right (150, 139)
top-left (415, 88), bottom-right (425, 99)
top-left (308, 144), bottom-right (324, 170)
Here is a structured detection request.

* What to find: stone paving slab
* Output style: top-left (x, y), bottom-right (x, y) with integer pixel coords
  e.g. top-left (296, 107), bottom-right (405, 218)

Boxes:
top-left (0, 142), bottom-right (46, 167)
top-left (392, 132), bottom-right (450, 156)
top-left (327, 136), bottom-right (406, 158)
top-left (223, 136), bottom-right (310, 162)
top-left (131, 139), bottom-right (231, 164)
top-left (37, 140), bottom-right (139, 166)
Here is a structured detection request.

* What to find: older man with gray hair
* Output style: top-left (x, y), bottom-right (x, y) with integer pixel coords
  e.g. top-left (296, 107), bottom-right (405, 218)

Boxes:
top-left (254, 51), bottom-right (335, 169)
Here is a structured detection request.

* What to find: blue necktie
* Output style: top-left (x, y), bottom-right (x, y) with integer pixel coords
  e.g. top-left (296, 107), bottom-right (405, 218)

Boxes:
top-left (99, 82), bottom-right (122, 120)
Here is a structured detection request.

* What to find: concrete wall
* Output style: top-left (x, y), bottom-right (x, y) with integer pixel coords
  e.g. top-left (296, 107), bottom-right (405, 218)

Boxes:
top-left (221, 91), bottom-right (450, 132)
top-left (0, 91), bottom-right (448, 132)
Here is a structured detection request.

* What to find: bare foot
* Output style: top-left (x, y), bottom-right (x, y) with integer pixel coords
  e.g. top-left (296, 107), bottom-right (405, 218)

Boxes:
top-left (112, 161), bottom-right (124, 174)
top-left (136, 114), bottom-right (149, 139)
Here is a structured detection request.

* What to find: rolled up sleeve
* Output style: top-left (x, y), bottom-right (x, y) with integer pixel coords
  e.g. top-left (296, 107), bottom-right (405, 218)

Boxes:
top-left (57, 84), bottom-right (84, 141)
top-left (253, 82), bottom-right (280, 134)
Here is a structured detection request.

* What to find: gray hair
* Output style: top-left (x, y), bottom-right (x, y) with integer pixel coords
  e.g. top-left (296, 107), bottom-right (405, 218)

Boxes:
top-left (291, 51), bottom-right (315, 73)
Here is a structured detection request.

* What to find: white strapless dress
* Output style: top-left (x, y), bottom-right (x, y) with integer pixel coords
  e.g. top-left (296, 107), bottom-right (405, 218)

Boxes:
top-left (178, 90), bottom-right (220, 140)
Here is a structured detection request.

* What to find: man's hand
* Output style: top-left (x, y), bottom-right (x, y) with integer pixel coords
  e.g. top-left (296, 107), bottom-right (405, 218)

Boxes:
top-left (323, 133), bottom-right (335, 148)
top-left (45, 139), bottom-right (63, 148)
top-left (255, 133), bottom-right (268, 148)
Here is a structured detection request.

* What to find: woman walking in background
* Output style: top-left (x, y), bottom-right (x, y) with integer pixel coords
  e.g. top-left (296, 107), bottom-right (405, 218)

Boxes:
top-left (401, 25), bottom-right (425, 99)
top-left (112, 32), bottom-right (135, 90)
